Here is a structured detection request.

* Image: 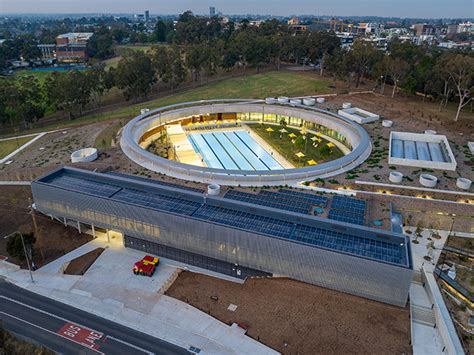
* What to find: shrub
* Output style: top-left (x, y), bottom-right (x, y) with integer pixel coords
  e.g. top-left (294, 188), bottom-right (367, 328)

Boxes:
top-left (6, 232), bottom-right (35, 260)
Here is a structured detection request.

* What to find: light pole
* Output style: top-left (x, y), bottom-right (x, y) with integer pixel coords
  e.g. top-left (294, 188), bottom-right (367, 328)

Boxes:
top-left (4, 231), bottom-right (34, 283)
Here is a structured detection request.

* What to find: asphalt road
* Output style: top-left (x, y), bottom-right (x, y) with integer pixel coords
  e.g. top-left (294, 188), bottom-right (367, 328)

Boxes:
top-left (0, 279), bottom-right (189, 355)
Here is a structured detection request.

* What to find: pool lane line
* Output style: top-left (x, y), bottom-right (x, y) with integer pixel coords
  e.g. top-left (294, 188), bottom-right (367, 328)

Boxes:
top-left (233, 131), bottom-right (271, 170)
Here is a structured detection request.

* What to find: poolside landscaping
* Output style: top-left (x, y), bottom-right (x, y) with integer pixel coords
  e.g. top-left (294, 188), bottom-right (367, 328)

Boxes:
top-left (250, 124), bottom-right (344, 167)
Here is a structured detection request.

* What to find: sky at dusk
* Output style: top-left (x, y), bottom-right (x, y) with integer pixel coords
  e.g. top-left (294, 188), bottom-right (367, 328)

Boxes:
top-left (1, 0), bottom-right (473, 18)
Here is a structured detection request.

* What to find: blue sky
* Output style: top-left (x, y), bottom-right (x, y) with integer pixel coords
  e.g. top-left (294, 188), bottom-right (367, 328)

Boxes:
top-left (2, 0), bottom-right (473, 18)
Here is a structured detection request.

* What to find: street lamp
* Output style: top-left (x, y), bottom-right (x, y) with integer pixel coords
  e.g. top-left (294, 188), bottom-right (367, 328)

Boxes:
top-left (3, 231), bottom-right (34, 283)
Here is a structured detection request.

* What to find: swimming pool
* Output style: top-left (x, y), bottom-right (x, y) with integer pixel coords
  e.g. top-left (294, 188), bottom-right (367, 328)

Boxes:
top-left (188, 130), bottom-right (282, 171)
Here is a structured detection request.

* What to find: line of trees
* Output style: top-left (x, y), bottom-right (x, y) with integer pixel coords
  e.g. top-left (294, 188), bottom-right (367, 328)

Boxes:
top-left (0, 11), bottom-right (472, 127)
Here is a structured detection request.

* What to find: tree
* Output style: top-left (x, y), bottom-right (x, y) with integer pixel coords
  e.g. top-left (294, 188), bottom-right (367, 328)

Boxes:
top-left (185, 43), bottom-right (206, 85)
top-left (307, 31), bottom-right (341, 76)
top-left (384, 56), bottom-right (410, 98)
top-left (87, 28), bottom-right (114, 60)
top-left (152, 46), bottom-right (186, 90)
top-left (6, 232), bottom-right (35, 261)
top-left (16, 76), bottom-right (46, 126)
top-left (44, 72), bottom-right (82, 119)
top-left (428, 54), bottom-right (454, 111)
top-left (0, 79), bottom-right (20, 126)
top-left (114, 52), bottom-right (156, 101)
top-left (445, 54), bottom-right (474, 121)
top-left (345, 39), bottom-right (380, 87)
top-left (152, 20), bottom-right (171, 43)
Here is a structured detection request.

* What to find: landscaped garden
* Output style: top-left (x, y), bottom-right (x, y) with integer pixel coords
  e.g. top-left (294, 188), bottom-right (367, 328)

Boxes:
top-left (250, 124), bottom-right (344, 168)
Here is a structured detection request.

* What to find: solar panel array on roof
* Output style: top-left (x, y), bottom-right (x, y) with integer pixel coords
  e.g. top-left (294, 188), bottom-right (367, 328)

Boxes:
top-left (113, 188), bottom-right (201, 216)
top-left (291, 224), bottom-right (402, 264)
top-left (107, 171), bottom-right (204, 193)
top-left (43, 174), bottom-right (122, 198)
top-left (277, 189), bottom-right (328, 206)
top-left (192, 205), bottom-right (402, 264)
top-left (193, 204), bottom-right (293, 238)
top-left (328, 195), bottom-right (367, 226)
top-left (224, 189), bottom-right (327, 215)
top-left (40, 169), bottom-right (407, 266)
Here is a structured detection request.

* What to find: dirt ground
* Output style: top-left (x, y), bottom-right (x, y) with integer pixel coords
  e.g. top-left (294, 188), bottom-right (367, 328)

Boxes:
top-left (319, 93), bottom-right (473, 193)
top-left (0, 186), bottom-right (92, 268)
top-left (166, 272), bottom-right (411, 355)
top-left (64, 248), bottom-right (105, 275)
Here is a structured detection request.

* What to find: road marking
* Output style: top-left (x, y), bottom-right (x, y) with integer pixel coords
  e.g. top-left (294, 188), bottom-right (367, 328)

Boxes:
top-left (106, 335), bottom-right (154, 355)
top-left (58, 323), bottom-right (104, 350)
top-left (0, 311), bottom-right (104, 354)
top-left (0, 296), bottom-right (155, 354)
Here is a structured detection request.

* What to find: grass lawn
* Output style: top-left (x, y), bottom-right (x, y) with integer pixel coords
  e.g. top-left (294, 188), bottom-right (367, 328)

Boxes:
top-left (115, 44), bottom-right (154, 55)
top-left (78, 71), bottom-right (332, 123)
top-left (250, 124), bottom-right (344, 167)
top-left (2, 70), bottom-right (332, 137)
top-left (94, 120), bottom-right (125, 148)
top-left (13, 69), bottom-right (52, 85)
top-left (0, 135), bottom-right (37, 159)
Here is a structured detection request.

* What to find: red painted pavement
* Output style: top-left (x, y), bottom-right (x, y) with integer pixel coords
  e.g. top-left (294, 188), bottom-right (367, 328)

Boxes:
top-left (57, 323), bottom-right (104, 350)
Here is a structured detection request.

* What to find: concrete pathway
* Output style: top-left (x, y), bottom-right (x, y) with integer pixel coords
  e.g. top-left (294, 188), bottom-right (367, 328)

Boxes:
top-left (0, 132), bottom-right (48, 164)
top-left (1, 233), bottom-right (277, 355)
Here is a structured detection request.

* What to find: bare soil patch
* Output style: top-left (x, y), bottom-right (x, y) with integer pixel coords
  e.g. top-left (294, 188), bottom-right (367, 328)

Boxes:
top-left (318, 92), bottom-right (473, 193)
top-left (0, 186), bottom-right (92, 268)
top-left (64, 248), bottom-right (105, 275)
top-left (166, 271), bottom-right (411, 355)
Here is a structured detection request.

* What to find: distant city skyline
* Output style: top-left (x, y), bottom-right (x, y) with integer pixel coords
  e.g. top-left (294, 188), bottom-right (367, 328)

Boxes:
top-left (2, 0), bottom-right (473, 19)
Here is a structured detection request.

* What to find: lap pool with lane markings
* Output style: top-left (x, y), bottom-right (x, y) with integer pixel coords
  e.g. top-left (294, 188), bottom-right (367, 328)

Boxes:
top-left (188, 130), bottom-right (283, 171)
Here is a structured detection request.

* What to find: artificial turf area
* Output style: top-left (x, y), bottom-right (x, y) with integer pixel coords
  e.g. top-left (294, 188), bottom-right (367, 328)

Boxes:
top-left (250, 124), bottom-right (344, 167)
top-left (0, 135), bottom-right (37, 159)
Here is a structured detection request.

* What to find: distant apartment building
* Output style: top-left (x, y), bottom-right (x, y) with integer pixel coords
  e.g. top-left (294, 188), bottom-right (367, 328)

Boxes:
top-left (38, 32), bottom-right (93, 63)
top-left (288, 18), bottom-right (308, 34)
top-left (413, 24), bottom-right (434, 36)
top-left (358, 22), bottom-right (383, 36)
top-left (447, 24), bottom-right (459, 36)
top-left (457, 22), bottom-right (473, 33)
top-left (287, 17), bottom-right (300, 25)
top-left (145, 10), bottom-right (150, 22)
top-left (210, 6), bottom-right (216, 17)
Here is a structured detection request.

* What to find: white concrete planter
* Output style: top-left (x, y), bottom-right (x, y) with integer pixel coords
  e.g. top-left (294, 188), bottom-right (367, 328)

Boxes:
top-left (389, 171), bottom-right (403, 183)
top-left (207, 184), bottom-right (221, 195)
top-left (382, 120), bottom-right (393, 128)
top-left (316, 97), bottom-right (326, 104)
top-left (424, 130), bottom-right (437, 135)
top-left (265, 97), bottom-right (278, 104)
top-left (277, 96), bottom-right (289, 104)
top-left (303, 97), bottom-right (316, 106)
top-left (290, 99), bottom-right (302, 105)
top-left (140, 108), bottom-right (150, 115)
top-left (342, 102), bottom-right (352, 109)
top-left (456, 178), bottom-right (472, 190)
top-left (71, 148), bottom-right (98, 163)
top-left (338, 107), bottom-right (380, 124)
top-left (419, 174), bottom-right (438, 188)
